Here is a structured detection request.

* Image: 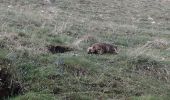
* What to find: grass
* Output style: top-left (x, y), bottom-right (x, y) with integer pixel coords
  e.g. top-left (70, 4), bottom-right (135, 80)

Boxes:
top-left (131, 95), bottom-right (170, 100)
top-left (0, 0), bottom-right (170, 100)
top-left (11, 92), bottom-right (57, 100)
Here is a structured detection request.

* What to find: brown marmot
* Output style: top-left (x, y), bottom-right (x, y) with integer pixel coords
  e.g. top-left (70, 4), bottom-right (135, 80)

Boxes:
top-left (87, 43), bottom-right (118, 54)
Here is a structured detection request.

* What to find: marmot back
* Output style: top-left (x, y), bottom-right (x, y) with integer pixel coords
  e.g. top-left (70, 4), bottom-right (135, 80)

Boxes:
top-left (87, 43), bottom-right (118, 54)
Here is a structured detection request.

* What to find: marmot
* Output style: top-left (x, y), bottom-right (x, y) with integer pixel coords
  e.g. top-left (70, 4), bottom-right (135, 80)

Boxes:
top-left (87, 43), bottom-right (118, 54)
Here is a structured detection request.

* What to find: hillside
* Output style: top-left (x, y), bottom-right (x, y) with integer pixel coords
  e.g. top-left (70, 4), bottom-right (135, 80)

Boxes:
top-left (0, 0), bottom-right (170, 100)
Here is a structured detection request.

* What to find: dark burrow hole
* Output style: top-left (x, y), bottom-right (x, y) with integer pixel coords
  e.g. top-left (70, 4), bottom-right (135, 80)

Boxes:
top-left (0, 59), bottom-right (22, 99)
top-left (47, 45), bottom-right (73, 53)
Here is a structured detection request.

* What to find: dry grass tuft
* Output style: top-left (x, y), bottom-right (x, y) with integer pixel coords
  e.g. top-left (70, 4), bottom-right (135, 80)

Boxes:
top-left (0, 32), bottom-right (47, 54)
top-left (72, 35), bottom-right (98, 50)
top-left (128, 38), bottom-right (169, 61)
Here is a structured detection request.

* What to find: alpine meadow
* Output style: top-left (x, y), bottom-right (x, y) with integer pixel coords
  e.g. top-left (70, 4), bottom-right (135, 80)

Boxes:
top-left (0, 0), bottom-right (170, 100)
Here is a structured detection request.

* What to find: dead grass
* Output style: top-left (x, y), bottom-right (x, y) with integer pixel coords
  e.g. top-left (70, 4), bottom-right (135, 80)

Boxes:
top-left (143, 38), bottom-right (169, 49)
top-left (0, 32), bottom-right (47, 54)
top-left (72, 35), bottom-right (98, 50)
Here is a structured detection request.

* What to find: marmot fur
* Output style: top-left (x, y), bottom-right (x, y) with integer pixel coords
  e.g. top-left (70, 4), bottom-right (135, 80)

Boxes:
top-left (87, 43), bottom-right (118, 54)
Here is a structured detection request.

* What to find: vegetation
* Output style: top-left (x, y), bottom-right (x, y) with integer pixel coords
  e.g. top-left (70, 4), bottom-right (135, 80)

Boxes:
top-left (0, 0), bottom-right (170, 99)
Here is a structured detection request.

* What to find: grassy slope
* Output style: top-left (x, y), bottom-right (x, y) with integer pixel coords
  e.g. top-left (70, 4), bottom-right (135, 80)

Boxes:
top-left (0, 0), bottom-right (170, 100)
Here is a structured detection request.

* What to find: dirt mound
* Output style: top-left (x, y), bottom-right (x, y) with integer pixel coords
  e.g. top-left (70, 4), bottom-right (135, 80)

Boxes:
top-left (47, 45), bottom-right (73, 53)
top-left (0, 59), bottom-right (22, 99)
top-left (143, 39), bottom-right (169, 49)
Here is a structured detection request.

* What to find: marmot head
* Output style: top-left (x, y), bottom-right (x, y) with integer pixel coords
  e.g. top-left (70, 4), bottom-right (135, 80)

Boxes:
top-left (87, 47), bottom-right (95, 54)
top-left (112, 45), bottom-right (119, 54)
